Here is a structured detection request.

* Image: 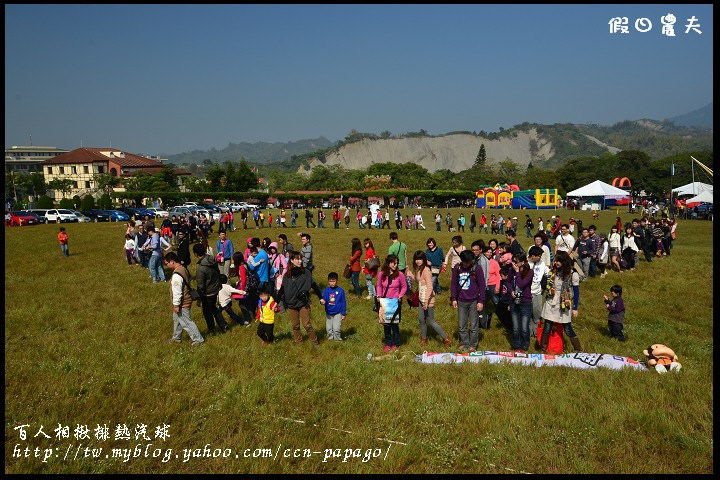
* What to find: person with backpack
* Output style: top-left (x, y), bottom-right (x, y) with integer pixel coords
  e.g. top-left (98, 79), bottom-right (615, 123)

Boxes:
top-left (450, 250), bottom-right (486, 352)
top-left (163, 252), bottom-right (204, 346)
top-left (442, 235), bottom-right (465, 273)
top-left (193, 242), bottom-right (230, 334)
top-left (388, 231), bottom-right (408, 274)
top-left (304, 208), bottom-right (316, 228)
top-left (525, 215), bottom-right (534, 238)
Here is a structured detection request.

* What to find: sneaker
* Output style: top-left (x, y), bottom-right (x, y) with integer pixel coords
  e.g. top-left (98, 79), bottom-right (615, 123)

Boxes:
top-left (442, 338), bottom-right (453, 346)
top-left (469, 347), bottom-right (476, 352)
top-left (383, 345), bottom-right (391, 353)
top-left (165, 338), bottom-right (182, 344)
top-left (261, 340), bottom-right (270, 345)
top-left (191, 340), bottom-right (204, 346)
top-left (365, 295), bottom-right (373, 300)
top-left (390, 346), bottom-right (398, 352)
top-left (457, 345), bottom-right (467, 351)
top-left (220, 325), bottom-right (230, 333)
top-left (420, 338), bottom-right (428, 346)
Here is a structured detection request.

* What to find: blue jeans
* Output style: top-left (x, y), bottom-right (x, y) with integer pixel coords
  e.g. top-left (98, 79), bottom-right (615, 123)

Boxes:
top-left (148, 254), bottom-right (166, 282)
top-left (358, 220), bottom-right (365, 229)
top-left (589, 258), bottom-right (597, 277)
top-left (60, 244), bottom-right (69, 257)
top-left (543, 319), bottom-right (577, 338)
top-left (217, 303), bottom-right (245, 324)
top-left (432, 274), bottom-right (441, 294)
top-left (350, 271), bottom-right (361, 296)
top-left (365, 274), bottom-right (376, 296)
top-left (510, 301), bottom-right (532, 350)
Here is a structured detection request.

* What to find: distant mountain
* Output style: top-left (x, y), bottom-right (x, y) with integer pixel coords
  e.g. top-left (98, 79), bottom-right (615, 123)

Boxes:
top-left (164, 137), bottom-right (334, 165)
top-left (667, 102), bottom-right (713, 128)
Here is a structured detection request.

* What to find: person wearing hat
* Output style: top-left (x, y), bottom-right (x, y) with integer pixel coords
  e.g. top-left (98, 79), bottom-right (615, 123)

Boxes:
top-left (511, 216), bottom-right (519, 232)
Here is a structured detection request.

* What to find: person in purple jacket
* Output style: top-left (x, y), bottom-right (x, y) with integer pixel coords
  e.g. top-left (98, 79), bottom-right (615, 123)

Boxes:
top-left (603, 284), bottom-right (626, 341)
top-left (509, 253), bottom-right (533, 352)
top-left (451, 250), bottom-right (485, 351)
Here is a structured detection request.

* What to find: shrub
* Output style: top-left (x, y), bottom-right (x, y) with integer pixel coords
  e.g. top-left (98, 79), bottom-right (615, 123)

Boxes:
top-left (59, 198), bottom-right (75, 209)
top-left (36, 195), bottom-right (54, 209)
top-left (72, 195), bottom-right (82, 209)
top-left (81, 195), bottom-right (95, 211)
top-left (99, 193), bottom-right (112, 210)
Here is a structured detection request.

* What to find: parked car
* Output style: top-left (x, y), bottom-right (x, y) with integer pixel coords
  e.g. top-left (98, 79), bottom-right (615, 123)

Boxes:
top-left (82, 209), bottom-right (111, 222)
top-left (44, 209), bottom-right (80, 223)
top-left (168, 207), bottom-right (191, 218)
top-left (145, 207), bottom-right (169, 218)
top-left (119, 207), bottom-right (151, 220)
top-left (69, 210), bottom-right (92, 223)
top-left (182, 202), bottom-right (198, 207)
top-left (27, 209), bottom-right (49, 223)
top-left (105, 210), bottom-right (130, 222)
top-left (8, 211), bottom-right (40, 226)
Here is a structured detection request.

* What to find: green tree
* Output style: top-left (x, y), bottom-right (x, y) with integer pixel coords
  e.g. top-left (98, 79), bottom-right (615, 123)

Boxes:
top-left (380, 130), bottom-right (392, 139)
top-left (99, 193), bottom-right (112, 210)
top-left (59, 198), bottom-right (75, 209)
top-left (474, 144), bottom-right (487, 168)
top-left (206, 165), bottom-right (224, 191)
top-left (95, 173), bottom-right (121, 194)
top-left (81, 195), bottom-right (95, 210)
top-left (36, 195), bottom-right (54, 208)
top-left (17, 172), bottom-right (48, 198)
top-left (48, 179), bottom-right (74, 199)
top-left (234, 161), bottom-right (258, 191)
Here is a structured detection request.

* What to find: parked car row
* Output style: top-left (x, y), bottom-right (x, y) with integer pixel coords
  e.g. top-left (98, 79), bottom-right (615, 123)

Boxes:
top-left (9, 208), bottom-right (131, 224)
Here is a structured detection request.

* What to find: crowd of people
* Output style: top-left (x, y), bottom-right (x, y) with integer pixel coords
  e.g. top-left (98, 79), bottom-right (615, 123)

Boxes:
top-left (78, 205), bottom-right (680, 352)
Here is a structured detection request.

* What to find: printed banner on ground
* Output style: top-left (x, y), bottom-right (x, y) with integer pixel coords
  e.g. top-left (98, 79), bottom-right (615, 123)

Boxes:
top-left (415, 351), bottom-right (647, 371)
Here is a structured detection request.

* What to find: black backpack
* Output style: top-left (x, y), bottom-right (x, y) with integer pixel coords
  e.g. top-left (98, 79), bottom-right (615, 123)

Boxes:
top-left (245, 265), bottom-right (261, 293)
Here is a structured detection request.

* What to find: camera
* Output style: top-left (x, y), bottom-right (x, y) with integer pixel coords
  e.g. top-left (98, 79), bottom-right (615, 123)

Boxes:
top-left (514, 286), bottom-right (523, 304)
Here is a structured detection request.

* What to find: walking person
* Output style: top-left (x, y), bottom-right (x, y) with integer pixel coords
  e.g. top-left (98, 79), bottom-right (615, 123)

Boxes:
top-left (363, 238), bottom-right (378, 299)
top-left (58, 227), bottom-right (69, 257)
top-left (305, 208), bottom-right (316, 228)
top-left (347, 237), bottom-right (363, 297)
top-left (277, 250), bottom-right (320, 347)
top-left (412, 250), bottom-right (452, 347)
top-left (425, 238), bottom-right (444, 294)
top-left (539, 251), bottom-right (583, 353)
top-left (344, 206), bottom-right (350, 229)
top-left (215, 230), bottom-right (234, 282)
top-left (163, 252), bottom-right (204, 346)
top-left (143, 226), bottom-right (171, 283)
top-left (193, 243), bottom-right (230, 334)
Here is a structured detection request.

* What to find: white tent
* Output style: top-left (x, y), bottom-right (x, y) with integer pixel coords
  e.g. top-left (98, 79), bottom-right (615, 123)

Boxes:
top-left (566, 180), bottom-right (629, 209)
top-left (672, 182), bottom-right (713, 196)
top-left (685, 190), bottom-right (713, 204)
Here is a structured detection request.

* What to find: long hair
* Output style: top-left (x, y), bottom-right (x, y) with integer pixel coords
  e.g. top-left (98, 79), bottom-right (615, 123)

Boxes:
top-left (513, 253), bottom-right (531, 279)
top-left (411, 250), bottom-right (427, 276)
top-left (381, 254), bottom-right (400, 280)
top-left (351, 237), bottom-right (362, 255)
top-left (364, 238), bottom-right (374, 251)
top-left (287, 250), bottom-right (305, 276)
top-left (553, 251), bottom-right (573, 278)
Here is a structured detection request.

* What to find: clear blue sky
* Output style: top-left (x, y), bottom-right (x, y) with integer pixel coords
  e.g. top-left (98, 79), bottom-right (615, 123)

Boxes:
top-left (5, 4), bottom-right (713, 156)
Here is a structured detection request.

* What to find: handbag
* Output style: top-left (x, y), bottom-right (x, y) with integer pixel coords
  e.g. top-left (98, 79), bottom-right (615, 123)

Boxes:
top-left (430, 266), bottom-right (441, 275)
top-left (407, 290), bottom-right (419, 308)
top-left (215, 240), bottom-right (225, 264)
top-left (177, 268), bottom-right (201, 301)
top-left (364, 257), bottom-right (380, 271)
top-left (343, 264), bottom-right (352, 279)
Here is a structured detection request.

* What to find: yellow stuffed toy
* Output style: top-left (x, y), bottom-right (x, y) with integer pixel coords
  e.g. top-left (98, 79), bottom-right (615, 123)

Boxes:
top-left (643, 344), bottom-right (682, 374)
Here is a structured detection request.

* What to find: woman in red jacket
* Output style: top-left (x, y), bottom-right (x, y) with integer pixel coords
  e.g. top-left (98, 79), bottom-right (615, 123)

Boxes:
top-left (348, 237), bottom-right (363, 297)
top-left (363, 238), bottom-right (378, 299)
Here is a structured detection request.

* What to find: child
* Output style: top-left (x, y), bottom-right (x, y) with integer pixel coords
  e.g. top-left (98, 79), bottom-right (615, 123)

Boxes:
top-left (124, 233), bottom-right (139, 265)
top-left (603, 285), bottom-right (626, 341)
top-left (58, 227), bottom-right (69, 257)
top-left (496, 266), bottom-right (513, 330)
top-left (497, 243), bottom-right (513, 266)
top-left (320, 272), bottom-right (347, 341)
top-left (256, 284), bottom-right (278, 344)
top-left (217, 274), bottom-right (248, 325)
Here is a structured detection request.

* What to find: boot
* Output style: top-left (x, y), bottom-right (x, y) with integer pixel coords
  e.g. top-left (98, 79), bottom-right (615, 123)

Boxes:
top-left (539, 332), bottom-right (550, 353)
top-left (570, 336), bottom-right (583, 352)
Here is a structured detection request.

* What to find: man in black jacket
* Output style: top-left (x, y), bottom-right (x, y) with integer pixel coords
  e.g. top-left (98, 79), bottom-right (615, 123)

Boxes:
top-left (135, 225), bottom-right (149, 268)
top-left (188, 212), bottom-right (198, 243)
top-left (177, 230), bottom-right (191, 266)
top-left (193, 243), bottom-right (229, 334)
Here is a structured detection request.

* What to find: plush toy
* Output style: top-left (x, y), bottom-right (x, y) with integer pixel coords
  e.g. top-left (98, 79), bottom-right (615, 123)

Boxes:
top-left (643, 344), bottom-right (682, 374)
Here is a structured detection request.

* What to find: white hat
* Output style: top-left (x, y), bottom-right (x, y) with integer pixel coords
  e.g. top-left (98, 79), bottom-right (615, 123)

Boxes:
top-left (551, 215), bottom-right (556, 219)
top-left (512, 217), bottom-right (517, 219)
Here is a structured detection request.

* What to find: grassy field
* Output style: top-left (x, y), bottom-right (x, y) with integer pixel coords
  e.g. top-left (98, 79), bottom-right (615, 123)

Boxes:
top-left (4, 207), bottom-right (713, 473)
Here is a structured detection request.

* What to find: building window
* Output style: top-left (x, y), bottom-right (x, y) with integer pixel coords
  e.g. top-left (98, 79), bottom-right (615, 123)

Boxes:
top-left (97, 166), bottom-right (104, 174)
top-left (59, 166), bottom-right (64, 174)
top-left (83, 166), bottom-right (89, 174)
top-left (110, 167), bottom-right (117, 177)
top-left (72, 166), bottom-right (77, 174)
top-left (73, 181), bottom-right (78, 188)
top-left (47, 166), bottom-right (53, 175)
top-left (85, 181), bottom-right (91, 189)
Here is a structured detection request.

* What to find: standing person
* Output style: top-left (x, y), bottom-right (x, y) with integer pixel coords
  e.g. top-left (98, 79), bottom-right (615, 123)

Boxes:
top-left (202, 236), bottom-right (214, 257)
top-left (434, 211), bottom-right (442, 231)
top-left (256, 285), bottom-right (278, 344)
top-left (356, 208), bottom-right (365, 229)
top-left (412, 250), bottom-right (452, 347)
top-left (387, 231), bottom-right (408, 274)
top-left (259, 210), bottom-right (265, 228)
top-left (482, 245), bottom-right (501, 327)
top-left (163, 252), bottom-right (204, 346)
top-left (290, 207), bottom-right (298, 228)
top-left (363, 238), bottom-right (378, 299)
top-left (143, 227), bottom-right (171, 283)
top-left (554, 224), bottom-right (575, 257)
top-left (135, 224), bottom-right (149, 268)
top-left (597, 233), bottom-right (609, 278)
top-left (621, 226), bottom-right (639, 271)
top-left (395, 208), bottom-right (403, 230)
top-left (572, 228), bottom-right (593, 279)
top-left (277, 233), bottom-right (293, 258)
top-left (450, 250), bottom-right (485, 352)
top-left (188, 212), bottom-right (198, 242)
top-left (170, 215), bottom-right (181, 246)
top-left (320, 272), bottom-right (347, 341)
top-left (608, 225), bottom-right (623, 272)
top-left (299, 232), bottom-right (323, 299)
top-left (192, 242), bottom-right (230, 334)
top-left (231, 253), bottom-right (253, 325)
top-left (333, 206), bottom-right (341, 229)
top-left (57, 227), bottom-right (70, 257)
top-left (469, 212), bottom-right (477, 233)
top-left (215, 231), bottom-right (234, 283)
top-left (267, 242), bottom-right (287, 297)
top-left (383, 209), bottom-right (391, 229)
top-left (267, 211), bottom-right (273, 229)
top-left (530, 232), bottom-right (552, 269)
top-left (511, 216), bottom-right (518, 232)
top-left (278, 250), bottom-right (320, 347)
top-left (253, 207), bottom-right (260, 228)
top-left (280, 209), bottom-right (287, 228)
top-left (344, 206), bottom-right (351, 229)
top-left (496, 266), bottom-right (513, 330)
top-left (240, 208), bottom-right (248, 230)
top-left (527, 246), bottom-right (550, 336)
top-left (604, 285), bottom-right (626, 342)
top-left (228, 209), bottom-right (235, 231)
top-left (496, 213), bottom-right (504, 235)
top-left (425, 238), bottom-right (444, 294)
top-left (442, 235), bottom-right (465, 273)
top-left (537, 217), bottom-right (544, 234)
top-left (470, 240), bottom-right (490, 329)
top-left (505, 229), bottom-right (525, 256)
top-left (176, 230), bottom-right (191, 267)
top-left (525, 215), bottom-right (534, 238)
top-left (539, 251), bottom-right (582, 353)
top-left (376, 254), bottom-right (408, 353)
top-left (247, 238), bottom-right (270, 292)
top-left (124, 234), bottom-right (139, 265)
top-left (347, 238), bottom-right (363, 297)
top-left (509, 253), bottom-right (533, 352)
top-left (445, 212), bottom-right (453, 232)
top-left (588, 225), bottom-right (601, 278)
top-left (490, 214), bottom-right (497, 235)
top-left (317, 208), bottom-right (325, 228)
top-left (305, 208), bottom-right (316, 228)
top-left (457, 213), bottom-right (465, 232)
top-left (640, 218), bottom-right (655, 263)
top-left (160, 216), bottom-right (173, 244)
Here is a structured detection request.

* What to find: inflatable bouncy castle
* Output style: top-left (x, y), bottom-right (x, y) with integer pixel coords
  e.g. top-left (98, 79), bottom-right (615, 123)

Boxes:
top-left (476, 183), bottom-right (558, 209)
top-left (610, 177), bottom-right (632, 206)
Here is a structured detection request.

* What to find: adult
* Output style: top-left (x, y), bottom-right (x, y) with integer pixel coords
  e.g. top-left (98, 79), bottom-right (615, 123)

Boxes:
top-left (215, 231), bottom-right (235, 282)
top-left (305, 208), bottom-right (315, 228)
top-left (387, 231), bottom-right (408, 274)
top-left (412, 250), bottom-right (452, 347)
top-left (450, 250), bottom-right (485, 352)
top-left (247, 237), bottom-right (270, 291)
top-left (348, 237), bottom-right (363, 297)
top-left (163, 252), bottom-right (204, 346)
top-left (376, 254), bottom-right (408, 352)
top-left (572, 228), bottom-right (593, 279)
top-left (143, 214), bottom-right (155, 233)
top-left (469, 212), bottom-right (477, 233)
top-left (188, 212), bottom-right (198, 242)
top-left (608, 225), bottom-right (623, 272)
top-left (142, 226), bottom-right (171, 283)
top-left (482, 245), bottom-right (501, 328)
top-left (621, 226), bottom-right (639, 271)
top-left (530, 232), bottom-right (552, 269)
top-left (332, 206), bottom-right (341, 229)
top-left (527, 245), bottom-right (550, 335)
top-left (300, 232), bottom-right (323, 299)
top-left (640, 218), bottom-right (655, 263)
top-left (290, 207), bottom-right (298, 228)
top-left (277, 233), bottom-right (293, 258)
top-left (363, 238), bottom-right (378, 299)
top-left (343, 206), bottom-right (350, 229)
top-left (395, 208), bottom-right (403, 230)
top-left (383, 209), bottom-right (391, 229)
top-left (480, 212), bottom-right (488, 234)
top-left (277, 250), bottom-right (319, 347)
top-left (471, 239), bottom-right (491, 329)
top-left (317, 208), bottom-right (325, 228)
top-left (525, 215), bottom-right (534, 238)
top-left (539, 251), bottom-right (582, 353)
top-left (176, 230), bottom-right (191, 267)
top-left (554, 224), bottom-right (575, 256)
top-left (160, 215), bottom-right (173, 244)
top-left (240, 208), bottom-right (248, 230)
top-left (443, 235), bottom-right (465, 272)
top-left (356, 208), bottom-right (365, 229)
top-left (280, 209), bottom-right (287, 228)
top-left (425, 238), bottom-right (444, 294)
top-left (587, 224), bottom-right (601, 277)
top-left (505, 229), bottom-right (525, 256)
top-left (509, 253), bottom-right (533, 352)
top-left (267, 241), bottom-right (287, 297)
top-left (253, 207), bottom-right (260, 228)
top-left (170, 215), bottom-right (181, 246)
top-left (135, 224), bottom-right (149, 268)
top-left (434, 211), bottom-right (442, 231)
top-left (193, 242), bottom-right (230, 334)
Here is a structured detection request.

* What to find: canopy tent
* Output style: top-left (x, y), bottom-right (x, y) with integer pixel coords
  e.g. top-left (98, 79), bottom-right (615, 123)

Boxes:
top-left (672, 182), bottom-right (713, 196)
top-left (565, 180), bottom-right (629, 209)
top-left (685, 190), bottom-right (713, 204)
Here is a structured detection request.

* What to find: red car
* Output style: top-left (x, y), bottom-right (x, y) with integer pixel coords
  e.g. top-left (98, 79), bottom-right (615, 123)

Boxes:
top-left (8, 211), bottom-right (39, 226)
